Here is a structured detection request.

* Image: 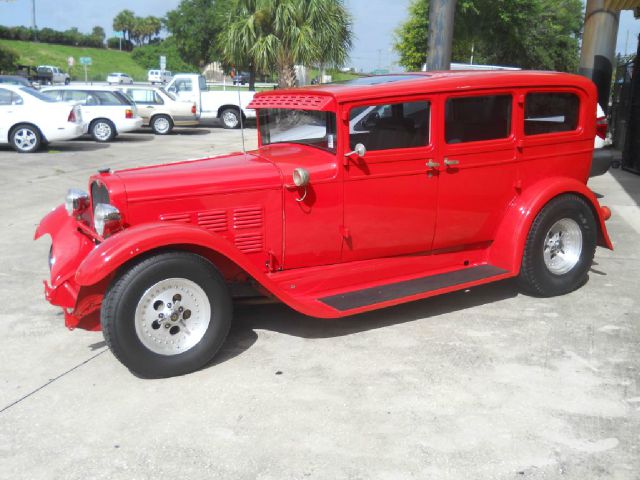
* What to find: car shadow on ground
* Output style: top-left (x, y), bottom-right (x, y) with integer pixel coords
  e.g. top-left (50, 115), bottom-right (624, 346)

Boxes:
top-left (110, 134), bottom-right (155, 143)
top-left (171, 128), bottom-right (212, 136)
top-left (610, 167), bottom-right (640, 207)
top-left (206, 279), bottom-right (522, 370)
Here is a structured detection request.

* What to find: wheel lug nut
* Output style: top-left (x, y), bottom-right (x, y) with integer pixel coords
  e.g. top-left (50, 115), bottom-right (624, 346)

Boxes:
top-left (178, 306), bottom-right (184, 312)
top-left (164, 323), bottom-right (170, 329)
top-left (167, 303), bottom-right (172, 308)
top-left (159, 313), bottom-right (164, 319)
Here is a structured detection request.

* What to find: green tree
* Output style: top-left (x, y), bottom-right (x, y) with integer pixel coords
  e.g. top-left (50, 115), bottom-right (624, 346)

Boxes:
top-left (395, 0), bottom-right (583, 72)
top-left (113, 9), bottom-right (136, 44)
top-left (131, 36), bottom-right (197, 72)
top-left (221, 0), bottom-right (353, 88)
top-left (0, 44), bottom-right (18, 73)
top-left (165, 0), bottom-right (233, 67)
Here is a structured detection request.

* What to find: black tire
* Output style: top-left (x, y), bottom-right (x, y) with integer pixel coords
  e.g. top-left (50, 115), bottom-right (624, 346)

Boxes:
top-left (101, 251), bottom-right (232, 378)
top-left (90, 119), bottom-right (116, 142)
top-left (151, 114), bottom-right (173, 135)
top-left (10, 124), bottom-right (42, 153)
top-left (220, 107), bottom-right (241, 129)
top-left (518, 194), bottom-right (597, 297)
top-left (64, 78), bottom-right (70, 85)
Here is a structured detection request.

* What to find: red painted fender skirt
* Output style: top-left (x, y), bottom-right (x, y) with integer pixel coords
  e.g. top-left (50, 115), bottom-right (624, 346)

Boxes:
top-left (489, 177), bottom-right (613, 272)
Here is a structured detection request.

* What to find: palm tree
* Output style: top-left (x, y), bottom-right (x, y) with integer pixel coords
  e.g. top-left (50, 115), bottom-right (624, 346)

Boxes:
top-left (222, 0), bottom-right (352, 89)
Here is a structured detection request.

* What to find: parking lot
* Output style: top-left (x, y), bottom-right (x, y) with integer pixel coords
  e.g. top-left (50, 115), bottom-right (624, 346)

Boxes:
top-left (0, 126), bottom-right (638, 479)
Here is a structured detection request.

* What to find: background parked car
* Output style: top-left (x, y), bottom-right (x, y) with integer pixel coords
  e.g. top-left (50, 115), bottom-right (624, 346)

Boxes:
top-left (118, 86), bottom-right (198, 134)
top-left (107, 73), bottom-right (134, 85)
top-left (232, 71), bottom-right (250, 85)
top-left (148, 70), bottom-right (172, 84)
top-left (36, 65), bottom-right (70, 85)
top-left (0, 75), bottom-right (34, 88)
top-left (0, 85), bottom-right (83, 153)
top-left (41, 86), bottom-right (143, 142)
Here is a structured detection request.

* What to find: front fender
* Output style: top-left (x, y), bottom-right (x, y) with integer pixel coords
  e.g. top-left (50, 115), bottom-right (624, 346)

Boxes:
top-left (489, 178), bottom-right (613, 272)
top-left (73, 222), bottom-right (329, 317)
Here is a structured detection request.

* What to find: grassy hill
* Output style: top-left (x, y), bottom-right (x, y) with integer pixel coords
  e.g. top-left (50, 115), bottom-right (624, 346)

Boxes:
top-left (0, 39), bottom-right (148, 81)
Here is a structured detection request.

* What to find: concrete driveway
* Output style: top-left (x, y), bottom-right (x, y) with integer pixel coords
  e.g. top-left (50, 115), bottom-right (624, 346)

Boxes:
top-left (0, 127), bottom-right (638, 479)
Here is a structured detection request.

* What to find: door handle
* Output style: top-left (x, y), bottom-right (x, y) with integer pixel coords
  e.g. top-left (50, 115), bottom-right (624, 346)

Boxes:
top-left (146, 106), bottom-right (154, 109)
top-left (443, 158), bottom-right (460, 167)
top-left (426, 160), bottom-right (440, 169)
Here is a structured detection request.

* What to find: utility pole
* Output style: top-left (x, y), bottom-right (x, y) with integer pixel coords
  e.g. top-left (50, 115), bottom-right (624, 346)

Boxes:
top-left (31, 0), bottom-right (37, 41)
top-left (426, 0), bottom-right (457, 71)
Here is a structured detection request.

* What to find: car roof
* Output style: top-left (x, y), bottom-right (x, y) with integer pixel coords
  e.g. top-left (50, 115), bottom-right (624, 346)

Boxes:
top-left (41, 85), bottom-right (122, 92)
top-left (0, 75), bottom-right (28, 81)
top-left (252, 71), bottom-right (596, 108)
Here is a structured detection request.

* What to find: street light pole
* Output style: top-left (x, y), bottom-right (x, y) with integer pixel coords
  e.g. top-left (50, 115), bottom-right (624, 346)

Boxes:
top-left (31, 0), bottom-right (37, 41)
top-left (426, 0), bottom-right (457, 71)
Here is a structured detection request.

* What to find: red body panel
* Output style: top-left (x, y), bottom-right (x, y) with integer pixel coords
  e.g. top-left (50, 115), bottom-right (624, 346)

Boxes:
top-left (36, 71), bottom-right (613, 329)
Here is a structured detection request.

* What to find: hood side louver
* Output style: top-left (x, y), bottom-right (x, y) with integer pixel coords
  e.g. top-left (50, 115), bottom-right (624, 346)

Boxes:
top-left (197, 210), bottom-right (227, 232)
top-left (159, 213), bottom-right (191, 223)
top-left (233, 206), bottom-right (263, 230)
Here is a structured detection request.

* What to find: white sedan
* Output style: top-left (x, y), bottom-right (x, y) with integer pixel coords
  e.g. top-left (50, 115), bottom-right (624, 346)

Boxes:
top-left (107, 72), bottom-right (134, 85)
top-left (41, 86), bottom-right (143, 142)
top-left (0, 85), bottom-right (84, 153)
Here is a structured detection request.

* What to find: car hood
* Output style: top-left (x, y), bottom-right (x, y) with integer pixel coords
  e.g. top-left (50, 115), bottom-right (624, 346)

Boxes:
top-left (113, 151), bottom-right (283, 204)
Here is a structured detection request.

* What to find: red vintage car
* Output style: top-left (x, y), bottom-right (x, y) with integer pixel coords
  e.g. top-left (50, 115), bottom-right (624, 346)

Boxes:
top-left (35, 71), bottom-right (613, 378)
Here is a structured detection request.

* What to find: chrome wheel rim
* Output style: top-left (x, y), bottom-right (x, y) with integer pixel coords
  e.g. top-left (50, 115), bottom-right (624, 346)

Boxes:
top-left (93, 122), bottom-right (112, 141)
top-left (14, 128), bottom-right (37, 151)
top-left (154, 117), bottom-right (170, 133)
top-left (543, 218), bottom-right (582, 275)
top-left (222, 111), bottom-right (239, 128)
top-left (134, 278), bottom-right (211, 356)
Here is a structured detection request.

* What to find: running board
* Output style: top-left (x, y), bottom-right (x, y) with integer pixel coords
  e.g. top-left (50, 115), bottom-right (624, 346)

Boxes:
top-left (319, 265), bottom-right (508, 311)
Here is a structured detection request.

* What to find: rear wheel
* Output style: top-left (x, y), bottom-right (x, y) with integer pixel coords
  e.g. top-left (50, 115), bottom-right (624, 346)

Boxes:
top-left (518, 194), bottom-right (597, 297)
top-left (101, 251), bottom-right (232, 378)
top-left (90, 119), bottom-right (116, 142)
top-left (151, 114), bottom-right (173, 135)
top-left (10, 124), bottom-right (41, 153)
top-left (220, 107), bottom-right (241, 129)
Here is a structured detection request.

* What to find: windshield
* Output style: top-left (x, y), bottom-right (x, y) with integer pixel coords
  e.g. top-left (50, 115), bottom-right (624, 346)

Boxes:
top-left (259, 109), bottom-right (337, 152)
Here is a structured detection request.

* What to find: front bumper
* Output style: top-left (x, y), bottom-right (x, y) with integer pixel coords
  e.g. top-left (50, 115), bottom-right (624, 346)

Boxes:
top-left (35, 205), bottom-right (102, 330)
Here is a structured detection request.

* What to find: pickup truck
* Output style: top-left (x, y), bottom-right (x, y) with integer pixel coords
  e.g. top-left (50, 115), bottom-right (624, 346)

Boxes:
top-left (165, 74), bottom-right (255, 129)
top-left (36, 65), bottom-right (71, 85)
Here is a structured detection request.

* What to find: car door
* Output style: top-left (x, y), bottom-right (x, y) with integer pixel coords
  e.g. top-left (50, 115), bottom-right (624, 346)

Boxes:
top-left (0, 88), bottom-right (20, 142)
top-left (432, 92), bottom-right (518, 251)
top-left (124, 88), bottom-right (161, 122)
top-left (341, 97), bottom-right (438, 262)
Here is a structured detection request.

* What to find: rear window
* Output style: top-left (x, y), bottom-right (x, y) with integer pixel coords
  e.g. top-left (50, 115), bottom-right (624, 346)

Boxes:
top-left (524, 93), bottom-right (579, 136)
top-left (445, 95), bottom-right (512, 143)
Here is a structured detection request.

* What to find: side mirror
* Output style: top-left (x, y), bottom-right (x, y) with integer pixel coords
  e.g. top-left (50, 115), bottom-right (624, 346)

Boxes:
top-left (344, 143), bottom-right (366, 159)
top-left (292, 168), bottom-right (310, 202)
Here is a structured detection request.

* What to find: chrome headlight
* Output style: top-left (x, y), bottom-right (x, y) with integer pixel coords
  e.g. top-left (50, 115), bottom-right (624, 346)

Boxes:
top-left (65, 188), bottom-right (89, 216)
top-left (93, 203), bottom-right (121, 237)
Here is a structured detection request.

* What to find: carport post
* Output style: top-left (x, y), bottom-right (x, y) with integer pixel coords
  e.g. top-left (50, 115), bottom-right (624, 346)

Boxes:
top-left (426, 0), bottom-right (458, 71)
top-left (579, 0), bottom-right (620, 112)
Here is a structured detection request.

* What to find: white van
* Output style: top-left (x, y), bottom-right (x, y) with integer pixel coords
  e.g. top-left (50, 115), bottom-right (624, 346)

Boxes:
top-left (148, 70), bottom-right (172, 85)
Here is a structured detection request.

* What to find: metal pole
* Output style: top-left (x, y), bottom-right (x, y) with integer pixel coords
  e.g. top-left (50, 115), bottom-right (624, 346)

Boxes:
top-left (579, 0), bottom-right (620, 111)
top-left (32, 0), bottom-right (37, 41)
top-left (426, 0), bottom-right (457, 71)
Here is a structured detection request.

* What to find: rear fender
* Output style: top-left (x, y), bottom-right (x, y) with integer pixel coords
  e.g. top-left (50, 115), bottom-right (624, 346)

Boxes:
top-left (489, 178), bottom-right (613, 272)
top-left (74, 222), bottom-right (313, 315)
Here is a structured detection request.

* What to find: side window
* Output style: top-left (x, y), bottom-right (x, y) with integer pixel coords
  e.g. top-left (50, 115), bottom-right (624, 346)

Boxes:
top-left (445, 95), bottom-right (512, 143)
top-left (199, 76), bottom-right (207, 91)
top-left (0, 88), bottom-right (13, 105)
top-left (41, 90), bottom-right (62, 101)
top-left (524, 93), bottom-right (579, 136)
top-left (63, 91), bottom-right (89, 103)
top-left (349, 101), bottom-right (430, 151)
top-left (153, 92), bottom-right (164, 105)
top-left (128, 89), bottom-right (155, 104)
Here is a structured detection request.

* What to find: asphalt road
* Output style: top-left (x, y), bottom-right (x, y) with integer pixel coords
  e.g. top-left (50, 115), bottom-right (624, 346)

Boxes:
top-left (0, 126), bottom-right (638, 479)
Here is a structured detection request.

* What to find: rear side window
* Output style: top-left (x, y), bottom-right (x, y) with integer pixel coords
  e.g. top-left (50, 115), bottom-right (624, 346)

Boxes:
top-left (524, 93), bottom-right (579, 136)
top-left (126, 89), bottom-right (163, 105)
top-left (349, 101), bottom-right (430, 151)
top-left (445, 95), bottom-right (512, 143)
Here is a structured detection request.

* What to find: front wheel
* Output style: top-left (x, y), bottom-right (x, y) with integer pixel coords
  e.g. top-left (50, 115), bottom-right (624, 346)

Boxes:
top-left (151, 114), bottom-right (173, 135)
top-left (101, 251), bottom-right (232, 378)
top-left (64, 78), bottom-right (70, 85)
top-left (518, 194), bottom-right (597, 297)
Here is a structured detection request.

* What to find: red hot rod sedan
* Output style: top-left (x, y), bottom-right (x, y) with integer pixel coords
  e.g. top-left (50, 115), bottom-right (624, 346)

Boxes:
top-left (36, 71), bottom-right (613, 377)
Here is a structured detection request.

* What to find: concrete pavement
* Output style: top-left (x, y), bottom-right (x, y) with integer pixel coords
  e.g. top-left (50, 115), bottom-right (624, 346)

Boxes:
top-left (0, 126), bottom-right (638, 479)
